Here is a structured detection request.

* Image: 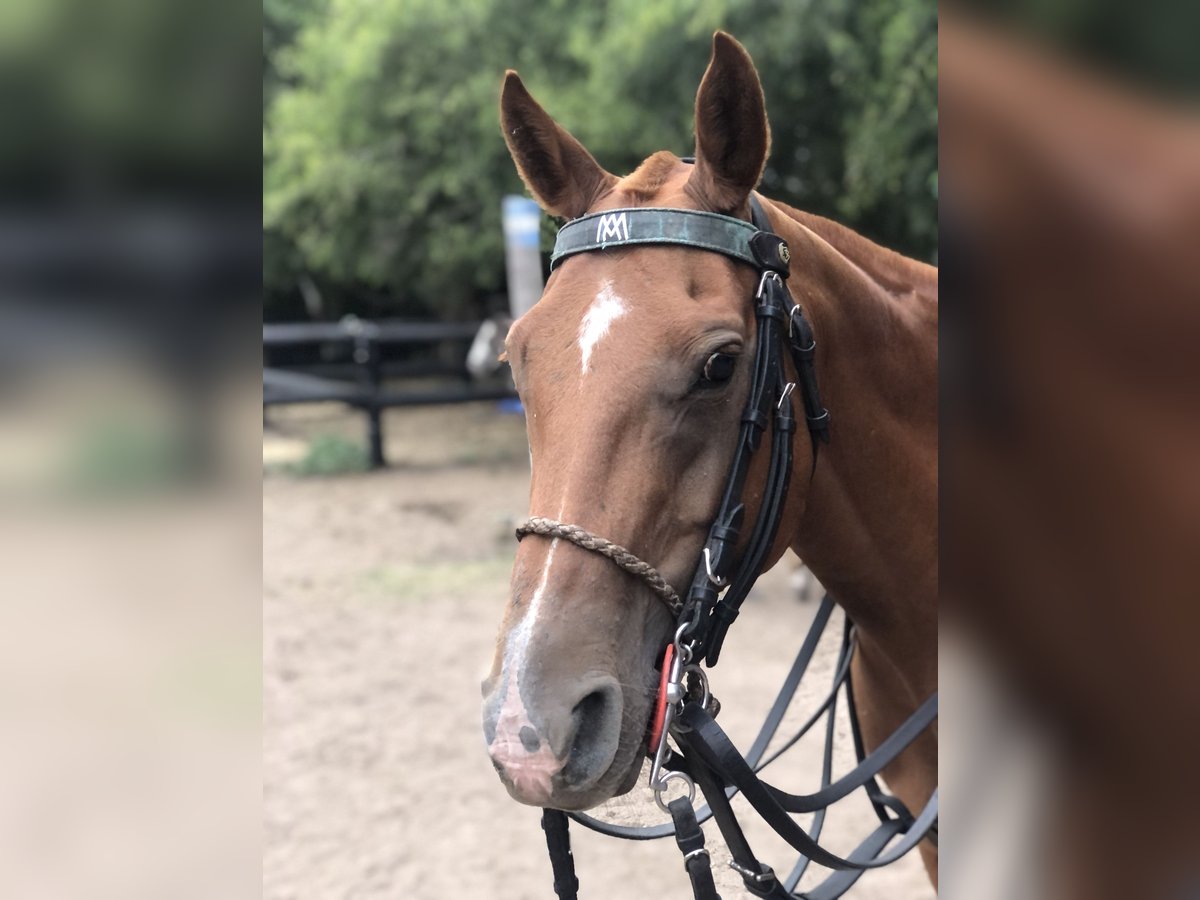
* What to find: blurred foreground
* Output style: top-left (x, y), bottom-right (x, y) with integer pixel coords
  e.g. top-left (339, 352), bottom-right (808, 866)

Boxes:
top-left (1, 0), bottom-right (259, 893)
top-left (940, 8), bottom-right (1200, 899)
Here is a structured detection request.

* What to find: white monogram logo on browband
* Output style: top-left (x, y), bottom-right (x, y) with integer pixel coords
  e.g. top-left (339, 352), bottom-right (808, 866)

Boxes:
top-left (595, 212), bottom-right (630, 243)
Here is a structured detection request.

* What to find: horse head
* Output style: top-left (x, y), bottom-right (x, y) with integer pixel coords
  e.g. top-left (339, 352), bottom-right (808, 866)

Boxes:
top-left (480, 33), bottom-right (797, 810)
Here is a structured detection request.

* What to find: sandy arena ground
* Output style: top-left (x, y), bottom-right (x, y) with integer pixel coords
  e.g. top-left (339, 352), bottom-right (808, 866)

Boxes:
top-left (263, 402), bottom-right (934, 900)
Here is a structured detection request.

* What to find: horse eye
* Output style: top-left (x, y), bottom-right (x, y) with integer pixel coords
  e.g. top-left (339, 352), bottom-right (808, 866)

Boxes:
top-left (702, 352), bottom-right (736, 384)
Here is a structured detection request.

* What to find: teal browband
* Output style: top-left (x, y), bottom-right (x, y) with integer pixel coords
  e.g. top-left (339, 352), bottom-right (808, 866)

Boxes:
top-left (550, 207), bottom-right (760, 270)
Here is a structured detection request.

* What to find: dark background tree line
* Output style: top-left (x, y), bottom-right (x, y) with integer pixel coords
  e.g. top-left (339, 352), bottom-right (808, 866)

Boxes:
top-left (263, 0), bottom-right (937, 322)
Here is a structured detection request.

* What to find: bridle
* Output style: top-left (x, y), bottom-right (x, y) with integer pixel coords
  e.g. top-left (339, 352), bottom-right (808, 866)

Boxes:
top-left (513, 193), bottom-right (938, 899)
top-left (517, 196), bottom-right (828, 656)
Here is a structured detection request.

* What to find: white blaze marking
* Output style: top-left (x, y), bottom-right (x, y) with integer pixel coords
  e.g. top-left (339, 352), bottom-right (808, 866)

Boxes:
top-left (514, 537), bottom-right (558, 657)
top-left (490, 496), bottom-right (571, 800)
top-left (502, 500), bottom-right (565, 685)
top-left (578, 280), bottom-right (628, 375)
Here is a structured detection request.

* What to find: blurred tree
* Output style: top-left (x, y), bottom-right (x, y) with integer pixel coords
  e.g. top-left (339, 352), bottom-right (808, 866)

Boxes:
top-left (264, 0), bottom-right (326, 105)
top-left (263, 0), bottom-right (936, 320)
top-left (264, 0), bottom-right (327, 318)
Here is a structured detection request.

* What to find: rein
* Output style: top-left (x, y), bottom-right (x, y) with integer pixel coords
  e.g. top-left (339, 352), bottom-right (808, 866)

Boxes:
top-left (516, 194), bottom-right (937, 899)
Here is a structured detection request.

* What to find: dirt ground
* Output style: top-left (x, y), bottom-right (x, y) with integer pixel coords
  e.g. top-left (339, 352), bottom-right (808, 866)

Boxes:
top-left (263, 402), bottom-right (934, 900)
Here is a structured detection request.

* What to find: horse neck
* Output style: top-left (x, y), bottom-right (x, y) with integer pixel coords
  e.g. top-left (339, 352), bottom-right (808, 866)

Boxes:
top-left (771, 202), bottom-right (938, 659)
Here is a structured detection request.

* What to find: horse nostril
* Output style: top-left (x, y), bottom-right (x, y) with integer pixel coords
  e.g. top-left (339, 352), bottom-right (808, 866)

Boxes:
top-left (560, 682), bottom-right (622, 788)
top-left (572, 689), bottom-right (609, 744)
top-left (518, 725), bottom-right (541, 752)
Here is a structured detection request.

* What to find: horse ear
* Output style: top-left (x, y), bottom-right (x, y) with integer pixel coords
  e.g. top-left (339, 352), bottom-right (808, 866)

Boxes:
top-left (687, 32), bottom-right (770, 213)
top-left (500, 71), bottom-right (616, 219)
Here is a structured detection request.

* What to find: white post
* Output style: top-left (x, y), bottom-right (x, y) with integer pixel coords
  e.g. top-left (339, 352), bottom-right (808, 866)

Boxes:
top-left (501, 195), bottom-right (544, 320)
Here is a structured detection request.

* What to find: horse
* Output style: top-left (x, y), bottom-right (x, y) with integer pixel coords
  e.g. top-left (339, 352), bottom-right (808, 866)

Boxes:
top-left (480, 32), bottom-right (939, 889)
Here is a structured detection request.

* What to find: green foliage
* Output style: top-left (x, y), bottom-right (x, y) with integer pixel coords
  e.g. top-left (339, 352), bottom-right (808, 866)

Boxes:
top-left (263, 0), bottom-right (326, 105)
top-left (264, 0), bottom-right (937, 319)
top-left (288, 433), bottom-right (369, 476)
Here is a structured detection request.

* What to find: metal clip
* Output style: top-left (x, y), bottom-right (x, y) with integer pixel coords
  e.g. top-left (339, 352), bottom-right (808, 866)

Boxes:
top-left (653, 769), bottom-right (697, 814)
top-left (778, 381), bottom-right (795, 410)
top-left (729, 860), bottom-right (777, 884)
top-left (673, 620), bottom-right (696, 660)
top-left (648, 624), bottom-right (708, 808)
top-left (788, 303), bottom-right (803, 339)
top-left (756, 269), bottom-right (781, 299)
top-left (648, 632), bottom-right (688, 794)
top-left (703, 546), bottom-right (728, 587)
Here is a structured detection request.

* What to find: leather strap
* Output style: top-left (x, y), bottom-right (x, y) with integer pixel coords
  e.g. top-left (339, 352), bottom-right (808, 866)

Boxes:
top-left (564, 595), bottom-right (938, 899)
top-left (691, 759), bottom-right (785, 898)
top-left (669, 797), bottom-right (721, 900)
top-left (676, 700), bottom-right (938, 869)
top-left (541, 809), bottom-right (580, 900)
top-left (699, 197), bottom-right (821, 666)
top-left (551, 207), bottom-right (760, 269)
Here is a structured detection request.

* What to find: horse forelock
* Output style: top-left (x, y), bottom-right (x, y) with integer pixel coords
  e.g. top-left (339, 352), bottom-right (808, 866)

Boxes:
top-left (617, 151), bottom-right (686, 202)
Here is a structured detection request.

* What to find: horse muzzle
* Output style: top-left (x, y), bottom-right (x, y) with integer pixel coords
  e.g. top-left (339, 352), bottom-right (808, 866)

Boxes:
top-left (482, 672), bottom-right (625, 808)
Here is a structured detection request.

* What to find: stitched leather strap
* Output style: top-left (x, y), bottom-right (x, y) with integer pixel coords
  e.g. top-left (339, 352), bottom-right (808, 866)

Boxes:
top-left (551, 207), bottom-right (760, 269)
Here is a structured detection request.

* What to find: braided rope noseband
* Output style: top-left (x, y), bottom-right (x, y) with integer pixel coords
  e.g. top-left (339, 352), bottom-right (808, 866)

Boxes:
top-left (514, 516), bottom-right (683, 616)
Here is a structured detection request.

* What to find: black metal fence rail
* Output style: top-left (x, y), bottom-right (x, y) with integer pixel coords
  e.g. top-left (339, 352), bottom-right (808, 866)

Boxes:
top-left (263, 320), bottom-right (482, 346)
top-left (263, 318), bottom-right (516, 468)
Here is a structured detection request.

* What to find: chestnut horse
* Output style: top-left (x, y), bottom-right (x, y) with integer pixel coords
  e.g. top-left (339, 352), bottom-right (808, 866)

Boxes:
top-left (481, 33), bottom-right (938, 884)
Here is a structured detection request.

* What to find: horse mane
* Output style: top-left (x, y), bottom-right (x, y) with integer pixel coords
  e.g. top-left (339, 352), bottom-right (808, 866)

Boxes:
top-left (620, 161), bottom-right (937, 306)
top-left (770, 200), bottom-right (937, 300)
top-left (618, 157), bottom-right (937, 309)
